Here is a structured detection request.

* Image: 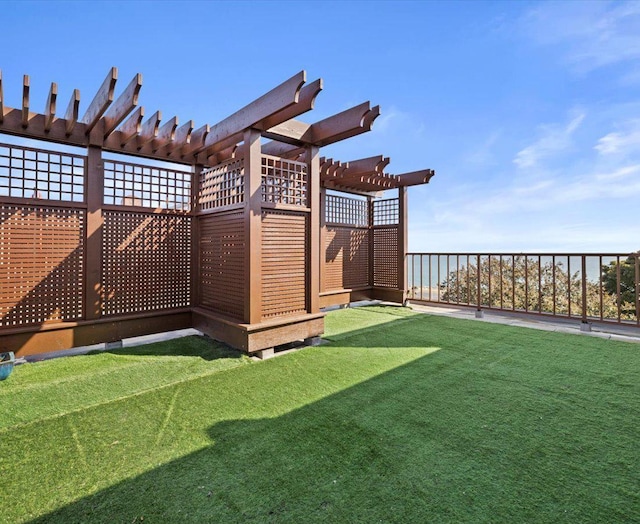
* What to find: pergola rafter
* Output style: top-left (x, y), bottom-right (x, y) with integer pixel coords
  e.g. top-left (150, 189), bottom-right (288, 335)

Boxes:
top-left (320, 156), bottom-right (435, 193)
top-left (0, 66), bottom-right (435, 358)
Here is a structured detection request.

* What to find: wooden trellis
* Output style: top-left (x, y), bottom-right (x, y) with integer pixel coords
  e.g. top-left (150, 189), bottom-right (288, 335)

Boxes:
top-left (0, 67), bottom-right (434, 357)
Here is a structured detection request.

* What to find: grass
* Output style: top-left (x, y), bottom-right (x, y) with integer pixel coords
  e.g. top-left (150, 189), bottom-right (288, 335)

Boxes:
top-left (0, 305), bottom-right (638, 523)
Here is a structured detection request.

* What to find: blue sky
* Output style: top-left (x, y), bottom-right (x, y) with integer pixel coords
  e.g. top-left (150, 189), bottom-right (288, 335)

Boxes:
top-left (1, 0), bottom-right (639, 253)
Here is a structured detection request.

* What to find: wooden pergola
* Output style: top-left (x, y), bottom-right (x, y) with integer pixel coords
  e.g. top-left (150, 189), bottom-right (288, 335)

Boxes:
top-left (0, 68), bottom-right (434, 357)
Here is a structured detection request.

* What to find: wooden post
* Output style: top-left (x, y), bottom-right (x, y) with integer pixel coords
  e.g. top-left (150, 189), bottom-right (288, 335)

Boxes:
top-left (398, 186), bottom-right (408, 296)
top-left (244, 128), bottom-right (262, 324)
top-left (84, 145), bottom-right (104, 319)
top-left (308, 145), bottom-right (320, 313)
top-left (368, 196), bottom-right (375, 289)
top-left (319, 187), bottom-right (327, 295)
top-left (191, 164), bottom-right (203, 308)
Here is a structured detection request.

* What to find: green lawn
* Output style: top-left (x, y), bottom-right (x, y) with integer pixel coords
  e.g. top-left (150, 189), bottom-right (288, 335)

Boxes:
top-left (0, 306), bottom-right (638, 523)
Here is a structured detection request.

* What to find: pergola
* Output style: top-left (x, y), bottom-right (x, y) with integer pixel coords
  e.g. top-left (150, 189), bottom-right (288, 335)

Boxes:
top-left (0, 68), bottom-right (433, 357)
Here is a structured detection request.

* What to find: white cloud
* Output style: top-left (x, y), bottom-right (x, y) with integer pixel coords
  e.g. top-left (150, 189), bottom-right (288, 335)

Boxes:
top-left (595, 119), bottom-right (640, 156)
top-left (520, 1), bottom-right (640, 73)
top-left (513, 111), bottom-right (585, 169)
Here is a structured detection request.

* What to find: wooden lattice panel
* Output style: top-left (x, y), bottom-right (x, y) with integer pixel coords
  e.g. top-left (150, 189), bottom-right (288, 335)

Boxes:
top-left (373, 227), bottom-right (399, 288)
top-left (199, 159), bottom-right (244, 211)
top-left (324, 227), bottom-right (369, 291)
top-left (199, 211), bottom-right (245, 320)
top-left (0, 143), bottom-right (85, 202)
top-left (262, 210), bottom-right (307, 318)
top-left (325, 194), bottom-right (368, 226)
top-left (0, 204), bottom-right (85, 327)
top-left (261, 155), bottom-right (308, 206)
top-left (373, 198), bottom-right (399, 226)
top-left (102, 211), bottom-right (191, 316)
top-left (104, 160), bottom-right (192, 210)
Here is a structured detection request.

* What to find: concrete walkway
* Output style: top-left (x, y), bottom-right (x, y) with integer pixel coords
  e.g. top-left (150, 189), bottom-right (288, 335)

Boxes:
top-left (408, 302), bottom-right (640, 344)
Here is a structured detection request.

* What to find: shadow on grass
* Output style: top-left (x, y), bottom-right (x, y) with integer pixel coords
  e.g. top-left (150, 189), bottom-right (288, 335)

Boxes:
top-left (88, 335), bottom-right (244, 361)
top-left (28, 310), bottom-right (638, 523)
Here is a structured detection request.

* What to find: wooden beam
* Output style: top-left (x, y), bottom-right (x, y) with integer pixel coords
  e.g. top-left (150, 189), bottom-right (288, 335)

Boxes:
top-left (102, 72), bottom-right (142, 137)
top-left (22, 75), bottom-right (30, 128)
top-left (260, 140), bottom-right (304, 158)
top-left (150, 116), bottom-right (177, 153)
top-left (206, 144), bottom-right (238, 165)
top-left (154, 119), bottom-right (193, 156)
top-left (118, 106), bottom-right (144, 145)
top-left (334, 155), bottom-right (390, 181)
top-left (395, 169), bottom-right (435, 187)
top-left (81, 67), bottom-right (117, 133)
top-left (137, 110), bottom-right (161, 149)
top-left (65, 89), bottom-right (80, 136)
top-left (261, 101), bottom-right (380, 147)
top-left (262, 119), bottom-right (311, 144)
top-left (197, 70), bottom-right (306, 154)
top-left (44, 82), bottom-right (57, 132)
top-left (0, 70), bottom-right (4, 124)
top-left (182, 123), bottom-right (209, 156)
top-left (310, 102), bottom-right (379, 146)
top-left (256, 78), bottom-right (323, 131)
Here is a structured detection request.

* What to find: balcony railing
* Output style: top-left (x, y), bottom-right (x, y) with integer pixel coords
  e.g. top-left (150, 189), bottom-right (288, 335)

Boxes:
top-left (407, 253), bottom-right (640, 326)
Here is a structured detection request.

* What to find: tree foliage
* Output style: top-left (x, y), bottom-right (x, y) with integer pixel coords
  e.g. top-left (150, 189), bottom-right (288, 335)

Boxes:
top-left (411, 254), bottom-right (638, 322)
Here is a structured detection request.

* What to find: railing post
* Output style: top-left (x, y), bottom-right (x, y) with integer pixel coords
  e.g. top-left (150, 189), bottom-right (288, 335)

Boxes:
top-left (476, 255), bottom-right (483, 318)
top-left (580, 255), bottom-right (590, 331)
top-left (634, 251), bottom-right (640, 326)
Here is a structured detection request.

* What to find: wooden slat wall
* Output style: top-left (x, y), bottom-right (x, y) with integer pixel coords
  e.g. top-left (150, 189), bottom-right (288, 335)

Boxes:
top-left (324, 226), bottom-right (369, 291)
top-left (373, 227), bottom-right (399, 288)
top-left (0, 204), bottom-right (85, 327)
top-left (102, 211), bottom-right (191, 316)
top-left (199, 210), bottom-right (245, 319)
top-left (262, 209), bottom-right (307, 318)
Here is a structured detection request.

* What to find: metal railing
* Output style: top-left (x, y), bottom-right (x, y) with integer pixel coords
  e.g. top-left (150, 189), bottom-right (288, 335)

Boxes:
top-left (407, 253), bottom-right (640, 326)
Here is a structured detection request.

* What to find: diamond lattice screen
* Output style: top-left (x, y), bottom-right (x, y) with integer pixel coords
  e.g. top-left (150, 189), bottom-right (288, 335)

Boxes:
top-left (102, 211), bottom-right (191, 315)
top-left (0, 204), bottom-right (85, 327)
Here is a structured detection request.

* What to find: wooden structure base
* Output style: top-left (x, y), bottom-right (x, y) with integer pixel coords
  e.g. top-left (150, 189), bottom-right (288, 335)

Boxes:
top-left (0, 310), bottom-right (192, 358)
top-left (192, 308), bottom-right (324, 353)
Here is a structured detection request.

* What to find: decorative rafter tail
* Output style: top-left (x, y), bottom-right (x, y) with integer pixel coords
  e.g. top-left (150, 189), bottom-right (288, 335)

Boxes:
top-left (103, 73), bottom-right (142, 137)
top-left (396, 169), bottom-right (435, 187)
top-left (118, 106), bottom-right (144, 146)
top-left (182, 123), bottom-right (209, 157)
top-left (44, 82), bottom-right (57, 133)
top-left (22, 75), bottom-right (30, 129)
top-left (137, 110), bottom-right (161, 149)
top-left (257, 78), bottom-right (323, 131)
top-left (81, 66), bottom-right (117, 133)
top-left (64, 89), bottom-right (80, 136)
top-left (152, 116), bottom-right (178, 152)
top-left (200, 70), bottom-right (306, 153)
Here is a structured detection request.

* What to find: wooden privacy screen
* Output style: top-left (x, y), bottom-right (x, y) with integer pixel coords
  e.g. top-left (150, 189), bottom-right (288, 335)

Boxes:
top-left (262, 210), bottom-right (308, 318)
top-left (372, 198), bottom-right (400, 289)
top-left (322, 194), bottom-right (400, 296)
top-left (199, 210), bottom-right (245, 319)
top-left (102, 211), bottom-right (191, 315)
top-left (0, 204), bottom-right (85, 327)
